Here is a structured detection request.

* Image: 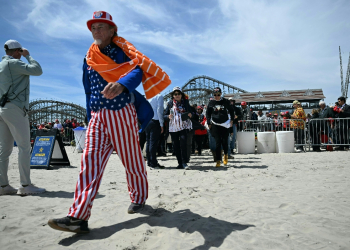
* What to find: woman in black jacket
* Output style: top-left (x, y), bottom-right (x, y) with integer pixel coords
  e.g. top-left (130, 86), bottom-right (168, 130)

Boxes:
top-left (206, 87), bottom-right (235, 167)
top-left (164, 87), bottom-right (192, 170)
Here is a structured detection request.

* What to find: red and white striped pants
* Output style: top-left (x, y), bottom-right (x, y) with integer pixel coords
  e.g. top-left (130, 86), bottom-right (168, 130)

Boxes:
top-left (67, 104), bottom-right (148, 221)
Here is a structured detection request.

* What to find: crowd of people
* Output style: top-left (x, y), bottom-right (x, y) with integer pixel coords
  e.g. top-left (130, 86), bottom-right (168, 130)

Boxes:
top-left (30, 118), bottom-right (85, 131)
top-left (142, 93), bottom-right (350, 169)
top-left (29, 119), bottom-right (86, 144)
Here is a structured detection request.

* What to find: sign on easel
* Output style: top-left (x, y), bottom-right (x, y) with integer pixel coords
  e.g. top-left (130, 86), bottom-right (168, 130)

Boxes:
top-left (30, 129), bottom-right (70, 169)
top-left (30, 136), bottom-right (55, 168)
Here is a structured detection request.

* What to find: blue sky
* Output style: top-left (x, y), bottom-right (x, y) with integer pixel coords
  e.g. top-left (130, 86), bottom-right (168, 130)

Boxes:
top-left (1, 0), bottom-right (350, 107)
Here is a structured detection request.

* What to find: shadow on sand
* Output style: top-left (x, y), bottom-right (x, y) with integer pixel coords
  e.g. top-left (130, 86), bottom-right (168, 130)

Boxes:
top-left (58, 206), bottom-right (254, 249)
top-left (233, 165), bottom-right (268, 169)
top-left (32, 191), bottom-right (105, 199)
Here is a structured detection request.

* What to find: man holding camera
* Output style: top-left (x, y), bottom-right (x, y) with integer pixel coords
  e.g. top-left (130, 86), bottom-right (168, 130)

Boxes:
top-left (0, 40), bottom-right (45, 195)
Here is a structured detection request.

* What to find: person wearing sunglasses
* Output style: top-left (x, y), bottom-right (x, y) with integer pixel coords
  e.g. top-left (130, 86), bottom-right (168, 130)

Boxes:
top-left (206, 87), bottom-right (235, 167)
top-left (164, 86), bottom-right (192, 170)
top-left (0, 39), bottom-right (44, 196)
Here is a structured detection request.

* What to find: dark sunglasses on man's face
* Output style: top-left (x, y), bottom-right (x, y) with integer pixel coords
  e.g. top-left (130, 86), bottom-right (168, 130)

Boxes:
top-left (214, 94), bottom-right (221, 97)
top-left (18, 49), bottom-right (23, 52)
top-left (173, 93), bottom-right (181, 96)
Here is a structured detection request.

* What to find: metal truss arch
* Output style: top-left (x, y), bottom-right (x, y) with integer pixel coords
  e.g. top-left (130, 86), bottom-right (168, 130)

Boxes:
top-left (164, 75), bottom-right (247, 105)
top-left (28, 99), bottom-right (86, 124)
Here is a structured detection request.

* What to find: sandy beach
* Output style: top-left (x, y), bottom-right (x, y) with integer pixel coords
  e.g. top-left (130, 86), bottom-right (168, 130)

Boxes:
top-left (0, 146), bottom-right (349, 250)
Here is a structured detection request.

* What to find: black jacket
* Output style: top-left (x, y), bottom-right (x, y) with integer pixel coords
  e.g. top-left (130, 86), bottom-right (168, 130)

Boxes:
top-left (190, 106), bottom-right (205, 130)
top-left (338, 104), bottom-right (350, 127)
top-left (251, 112), bottom-right (258, 120)
top-left (232, 105), bottom-right (242, 124)
top-left (338, 104), bottom-right (350, 118)
top-left (229, 105), bottom-right (242, 133)
top-left (319, 106), bottom-right (335, 119)
top-left (206, 98), bottom-right (235, 124)
top-left (164, 99), bottom-right (191, 121)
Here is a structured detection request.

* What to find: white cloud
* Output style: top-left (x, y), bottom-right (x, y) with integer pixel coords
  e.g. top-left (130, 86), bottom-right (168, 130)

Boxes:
top-left (4, 0), bottom-right (350, 105)
top-left (30, 78), bottom-right (85, 105)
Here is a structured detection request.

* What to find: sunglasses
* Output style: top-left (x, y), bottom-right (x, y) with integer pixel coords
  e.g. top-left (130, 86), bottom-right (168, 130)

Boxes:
top-left (173, 93), bottom-right (181, 96)
top-left (214, 94), bottom-right (221, 96)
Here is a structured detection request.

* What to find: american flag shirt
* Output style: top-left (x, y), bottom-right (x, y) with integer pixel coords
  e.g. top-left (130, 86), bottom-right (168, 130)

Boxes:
top-left (87, 44), bottom-right (131, 112)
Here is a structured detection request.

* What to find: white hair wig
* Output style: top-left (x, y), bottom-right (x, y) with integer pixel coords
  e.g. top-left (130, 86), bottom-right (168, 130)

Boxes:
top-left (319, 100), bottom-right (326, 105)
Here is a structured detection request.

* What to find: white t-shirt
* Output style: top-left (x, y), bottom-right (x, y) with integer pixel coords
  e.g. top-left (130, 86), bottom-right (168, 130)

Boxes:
top-left (258, 115), bottom-right (267, 121)
top-left (54, 123), bottom-right (63, 129)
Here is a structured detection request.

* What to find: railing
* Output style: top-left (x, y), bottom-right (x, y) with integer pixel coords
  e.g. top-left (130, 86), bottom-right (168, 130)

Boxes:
top-left (30, 127), bottom-right (75, 145)
top-left (237, 119), bottom-right (306, 150)
top-left (236, 118), bottom-right (350, 151)
top-left (307, 118), bottom-right (350, 150)
top-left (30, 119), bottom-right (350, 152)
top-left (62, 128), bottom-right (75, 144)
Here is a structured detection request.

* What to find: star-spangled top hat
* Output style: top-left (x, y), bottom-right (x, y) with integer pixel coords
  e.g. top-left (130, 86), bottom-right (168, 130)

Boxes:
top-left (87, 11), bottom-right (118, 31)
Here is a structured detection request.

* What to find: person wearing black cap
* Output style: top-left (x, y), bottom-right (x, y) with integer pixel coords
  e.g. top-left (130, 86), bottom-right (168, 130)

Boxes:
top-left (206, 87), bottom-right (235, 167)
top-left (0, 39), bottom-right (45, 196)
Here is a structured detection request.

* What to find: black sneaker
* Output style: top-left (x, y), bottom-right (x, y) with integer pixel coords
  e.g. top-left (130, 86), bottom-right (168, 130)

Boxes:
top-left (157, 164), bottom-right (165, 169)
top-left (176, 165), bottom-right (183, 169)
top-left (128, 202), bottom-right (145, 214)
top-left (47, 216), bottom-right (89, 234)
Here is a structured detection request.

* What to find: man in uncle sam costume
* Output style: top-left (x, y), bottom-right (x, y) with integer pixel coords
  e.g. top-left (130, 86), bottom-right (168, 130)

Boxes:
top-left (48, 11), bottom-right (171, 233)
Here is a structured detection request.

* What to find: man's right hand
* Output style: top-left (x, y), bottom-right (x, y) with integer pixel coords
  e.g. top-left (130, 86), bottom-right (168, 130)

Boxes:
top-left (169, 114), bottom-right (173, 120)
top-left (20, 49), bottom-right (30, 57)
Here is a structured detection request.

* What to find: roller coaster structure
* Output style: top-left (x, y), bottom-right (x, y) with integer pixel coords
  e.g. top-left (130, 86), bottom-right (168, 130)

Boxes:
top-left (28, 76), bottom-right (246, 123)
top-left (28, 99), bottom-right (86, 124)
top-left (164, 75), bottom-right (247, 105)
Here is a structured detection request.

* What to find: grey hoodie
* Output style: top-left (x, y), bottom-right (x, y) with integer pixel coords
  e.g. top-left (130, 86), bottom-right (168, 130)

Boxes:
top-left (0, 55), bottom-right (42, 110)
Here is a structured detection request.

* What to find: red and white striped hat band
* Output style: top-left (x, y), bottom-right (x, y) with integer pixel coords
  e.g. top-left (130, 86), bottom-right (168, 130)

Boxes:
top-left (87, 11), bottom-right (118, 31)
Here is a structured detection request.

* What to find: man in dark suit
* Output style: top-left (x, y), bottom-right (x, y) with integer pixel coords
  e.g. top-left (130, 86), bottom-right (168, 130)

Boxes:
top-left (334, 96), bottom-right (350, 150)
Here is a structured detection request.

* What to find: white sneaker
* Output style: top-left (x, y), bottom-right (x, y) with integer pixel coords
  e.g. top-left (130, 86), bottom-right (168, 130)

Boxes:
top-left (0, 185), bottom-right (18, 195)
top-left (17, 184), bottom-right (46, 195)
top-left (183, 163), bottom-right (191, 170)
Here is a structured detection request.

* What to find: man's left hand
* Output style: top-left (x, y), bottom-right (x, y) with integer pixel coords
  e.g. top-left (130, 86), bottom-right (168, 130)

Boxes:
top-left (161, 126), bottom-right (164, 134)
top-left (101, 82), bottom-right (125, 99)
top-left (188, 113), bottom-right (192, 118)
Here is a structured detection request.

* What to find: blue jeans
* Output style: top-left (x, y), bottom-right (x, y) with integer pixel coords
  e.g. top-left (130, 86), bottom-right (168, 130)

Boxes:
top-left (145, 120), bottom-right (161, 167)
top-left (208, 129), bottom-right (216, 151)
top-left (229, 125), bottom-right (237, 155)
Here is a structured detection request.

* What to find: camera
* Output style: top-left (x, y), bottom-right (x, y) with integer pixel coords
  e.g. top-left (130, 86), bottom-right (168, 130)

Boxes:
top-left (0, 94), bottom-right (8, 107)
